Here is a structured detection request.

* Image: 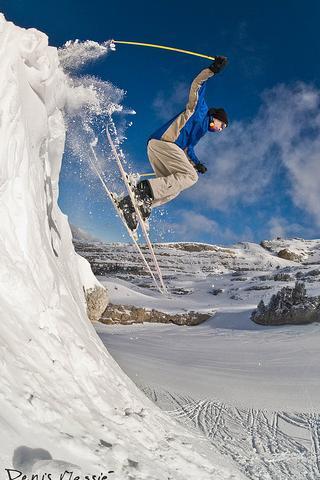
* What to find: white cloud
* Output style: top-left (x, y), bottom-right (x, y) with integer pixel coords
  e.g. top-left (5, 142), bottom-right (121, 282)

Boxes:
top-left (188, 82), bottom-right (320, 228)
top-left (70, 224), bottom-right (100, 242)
top-left (163, 209), bottom-right (255, 244)
top-left (280, 135), bottom-right (320, 224)
top-left (267, 216), bottom-right (317, 240)
top-left (267, 217), bottom-right (288, 239)
top-left (168, 210), bottom-right (219, 237)
top-left (152, 81), bottom-right (189, 120)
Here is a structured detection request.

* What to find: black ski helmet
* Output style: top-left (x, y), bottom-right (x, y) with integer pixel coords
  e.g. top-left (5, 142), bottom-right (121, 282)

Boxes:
top-left (208, 107), bottom-right (228, 127)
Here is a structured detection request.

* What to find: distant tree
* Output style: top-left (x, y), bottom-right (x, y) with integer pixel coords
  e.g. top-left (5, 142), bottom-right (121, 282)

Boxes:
top-left (251, 281), bottom-right (320, 325)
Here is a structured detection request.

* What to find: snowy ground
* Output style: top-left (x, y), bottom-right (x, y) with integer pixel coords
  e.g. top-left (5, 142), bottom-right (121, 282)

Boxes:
top-left (88, 238), bottom-right (320, 479)
top-left (96, 282), bottom-right (320, 412)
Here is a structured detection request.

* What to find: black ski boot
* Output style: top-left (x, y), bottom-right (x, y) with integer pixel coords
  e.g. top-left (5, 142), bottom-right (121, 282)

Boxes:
top-left (117, 195), bottom-right (138, 231)
top-left (118, 180), bottom-right (153, 231)
top-left (135, 180), bottom-right (153, 221)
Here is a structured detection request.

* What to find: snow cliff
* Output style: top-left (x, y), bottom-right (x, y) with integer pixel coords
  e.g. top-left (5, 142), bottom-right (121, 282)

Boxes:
top-left (0, 14), bottom-right (242, 479)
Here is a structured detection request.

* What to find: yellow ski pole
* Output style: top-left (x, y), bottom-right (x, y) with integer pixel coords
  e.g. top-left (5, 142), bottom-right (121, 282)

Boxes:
top-left (112, 40), bottom-right (215, 61)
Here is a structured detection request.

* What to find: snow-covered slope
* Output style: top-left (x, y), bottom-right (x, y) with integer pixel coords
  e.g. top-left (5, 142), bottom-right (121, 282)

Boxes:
top-left (75, 239), bottom-right (297, 281)
top-left (0, 15), bottom-right (243, 479)
top-left (75, 238), bottom-right (320, 411)
top-left (78, 239), bottom-right (320, 479)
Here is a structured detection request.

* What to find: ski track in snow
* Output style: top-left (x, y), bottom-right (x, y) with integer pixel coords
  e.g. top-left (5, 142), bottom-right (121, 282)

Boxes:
top-left (141, 386), bottom-right (320, 480)
top-left (87, 238), bottom-right (320, 480)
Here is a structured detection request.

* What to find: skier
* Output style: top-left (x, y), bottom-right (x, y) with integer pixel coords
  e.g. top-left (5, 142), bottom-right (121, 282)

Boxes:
top-left (119, 56), bottom-right (229, 231)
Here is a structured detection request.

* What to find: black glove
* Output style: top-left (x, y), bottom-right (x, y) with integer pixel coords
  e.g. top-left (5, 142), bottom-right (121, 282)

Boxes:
top-left (209, 56), bottom-right (228, 74)
top-left (195, 163), bottom-right (207, 174)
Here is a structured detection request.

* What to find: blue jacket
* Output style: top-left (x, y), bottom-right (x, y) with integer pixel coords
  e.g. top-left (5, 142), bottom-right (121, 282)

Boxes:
top-left (148, 68), bottom-right (214, 165)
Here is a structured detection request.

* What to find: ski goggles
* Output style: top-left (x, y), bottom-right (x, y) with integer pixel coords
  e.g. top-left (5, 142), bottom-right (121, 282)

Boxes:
top-left (209, 116), bottom-right (227, 132)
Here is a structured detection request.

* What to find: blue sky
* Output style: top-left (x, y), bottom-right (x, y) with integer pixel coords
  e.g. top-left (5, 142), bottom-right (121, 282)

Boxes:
top-left (2, 0), bottom-right (320, 245)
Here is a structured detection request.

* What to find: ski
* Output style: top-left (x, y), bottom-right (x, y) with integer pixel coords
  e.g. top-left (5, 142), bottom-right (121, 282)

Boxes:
top-left (105, 124), bottom-right (167, 295)
top-left (88, 143), bottom-right (163, 293)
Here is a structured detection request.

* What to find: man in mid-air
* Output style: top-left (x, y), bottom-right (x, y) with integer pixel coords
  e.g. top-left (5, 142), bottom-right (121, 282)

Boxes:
top-left (119, 56), bottom-right (229, 231)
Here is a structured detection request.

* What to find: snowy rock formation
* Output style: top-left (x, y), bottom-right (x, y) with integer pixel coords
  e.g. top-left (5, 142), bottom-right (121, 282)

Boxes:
top-left (100, 303), bottom-right (211, 325)
top-left (0, 14), bottom-right (242, 479)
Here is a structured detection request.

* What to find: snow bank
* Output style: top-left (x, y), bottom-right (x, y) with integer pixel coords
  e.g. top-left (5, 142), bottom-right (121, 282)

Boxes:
top-left (0, 14), bottom-right (243, 479)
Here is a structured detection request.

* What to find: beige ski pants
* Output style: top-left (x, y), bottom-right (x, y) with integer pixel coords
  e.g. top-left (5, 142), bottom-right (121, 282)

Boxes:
top-left (147, 139), bottom-right (198, 208)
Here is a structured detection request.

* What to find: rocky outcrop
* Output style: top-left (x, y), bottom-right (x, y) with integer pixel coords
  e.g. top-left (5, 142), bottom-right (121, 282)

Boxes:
top-left (260, 240), bottom-right (273, 251)
top-left (100, 303), bottom-right (212, 326)
top-left (85, 286), bottom-right (109, 322)
top-left (251, 282), bottom-right (320, 325)
top-left (245, 285), bottom-right (272, 291)
top-left (277, 249), bottom-right (304, 262)
top-left (162, 242), bottom-right (230, 253)
top-left (260, 238), bottom-right (313, 263)
top-left (273, 272), bottom-right (292, 281)
top-left (212, 288), bottom-right (224, 295)
top-left (296, 268), bottom-right (320, 282)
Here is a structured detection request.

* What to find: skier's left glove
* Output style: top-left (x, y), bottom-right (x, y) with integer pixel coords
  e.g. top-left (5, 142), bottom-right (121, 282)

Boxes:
top-left (195, 163), bottom-right (207, 174)
top-left (209, 56), bottom-right (228, 74)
